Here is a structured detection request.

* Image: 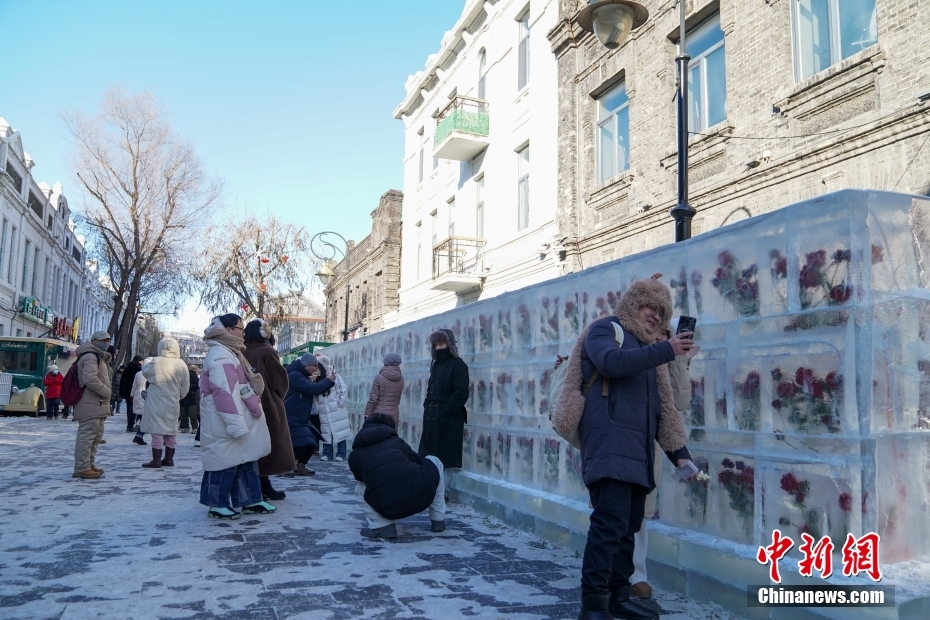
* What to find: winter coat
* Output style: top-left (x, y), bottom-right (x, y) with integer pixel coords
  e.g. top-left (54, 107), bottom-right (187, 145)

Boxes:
top-left (316, 374), bottom-right (353, 445)
top-left (72, 343), bottom-right (112, 422)
top-left (283, 360), bottom-right (333, 448)
top-left (363, 365), bottom-right (405, 423)
top-left (180, 369), bottom-right (200, 407)
top-left (579, 317), bottom-right (690, 490)
top-left (199, 339), bottom-right (271, 472)
top-left (43, 372), bottom-right (63, 399)
top-left (417, 349), bottom-right (469, 468)
top-left (140, 338), bottom-right (190, 436)
top-left (131, 371), bottom-right (147, 417)
top-left (244, 341), bottom-right (296, 476)
top-left (120, 362), bottom-right (142, 399)
top-left (349, 421), bottom-right (441, 520)
top-left (111, 369), bottom-right (123, 399)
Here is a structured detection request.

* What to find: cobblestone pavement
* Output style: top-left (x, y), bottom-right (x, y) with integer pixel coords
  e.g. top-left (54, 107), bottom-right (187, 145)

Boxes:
top-left (0, 416), bottom-right (739, 619)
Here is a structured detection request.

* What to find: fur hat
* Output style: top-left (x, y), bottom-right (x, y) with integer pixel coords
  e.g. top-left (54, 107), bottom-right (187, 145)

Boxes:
top-left (429, 329), bottom-right (459, 359)
top-left (614, 273), bottom-right (673, 343)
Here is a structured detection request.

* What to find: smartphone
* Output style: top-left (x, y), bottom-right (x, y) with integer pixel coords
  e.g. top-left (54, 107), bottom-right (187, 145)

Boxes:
top-left (677, 315), bottom-right (697, 335)
top-left (671, 460), bottom-right (699, 481)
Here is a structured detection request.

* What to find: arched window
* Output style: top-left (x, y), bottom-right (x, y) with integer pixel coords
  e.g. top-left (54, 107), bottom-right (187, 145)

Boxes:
top-left (478, 49), bottom-right (487, 100)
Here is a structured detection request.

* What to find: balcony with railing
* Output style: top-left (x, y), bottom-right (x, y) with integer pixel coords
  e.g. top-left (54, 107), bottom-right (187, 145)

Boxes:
top-left (433, 96), bottom-right (490, 161)
top-left (431, 236), bottom-right (487, 293)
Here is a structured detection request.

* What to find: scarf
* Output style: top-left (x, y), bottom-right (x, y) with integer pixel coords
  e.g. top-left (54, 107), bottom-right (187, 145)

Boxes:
top-left (203, 320), bottom-right (265, 397)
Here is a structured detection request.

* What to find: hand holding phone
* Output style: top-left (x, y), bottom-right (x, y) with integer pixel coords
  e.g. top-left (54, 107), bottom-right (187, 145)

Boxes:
top-left (677, 315), bottom-right (697, 335)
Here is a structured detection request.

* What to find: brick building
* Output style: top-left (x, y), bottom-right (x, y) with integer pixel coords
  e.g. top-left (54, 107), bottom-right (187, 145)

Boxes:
top-left (549, 0), bottom-right (930, 269)
top-left (323, 190), bottom-right (402, 342)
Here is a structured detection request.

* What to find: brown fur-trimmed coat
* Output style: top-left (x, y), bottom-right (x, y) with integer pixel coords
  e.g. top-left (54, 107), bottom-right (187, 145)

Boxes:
top-left (244, 341), bottom-right (296, 476)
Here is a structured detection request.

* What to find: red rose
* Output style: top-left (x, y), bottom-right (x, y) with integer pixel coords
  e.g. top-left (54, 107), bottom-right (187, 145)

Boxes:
top-left (811, 379), bottom-right (825, 399)
top-left (826, 372), bottom-right (842, 392)
top-left (795, 491), bottom-right (807, 504)
top-left (839, 493), bottom-right (852, 513)
top-left (777, 381), bottom-right (797, 399)
top-left (775, 257), bottom-right (787, 277)
top-left (780, 473), bottom-right (800, 494)
top-left (719, 251), bottom-right (736, 267)
top-left (799, 267), bottom-right (822, 289)
top-left (829, 285), bottom-right (853, 304)
top-left (806, 250), bottom-right (827, 270)
top-left (771, 399), bottom-right (783, 409)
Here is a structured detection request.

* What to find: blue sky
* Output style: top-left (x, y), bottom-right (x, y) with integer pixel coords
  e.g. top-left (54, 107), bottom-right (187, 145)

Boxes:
top-left (0, 0), bottom-right (463, 247)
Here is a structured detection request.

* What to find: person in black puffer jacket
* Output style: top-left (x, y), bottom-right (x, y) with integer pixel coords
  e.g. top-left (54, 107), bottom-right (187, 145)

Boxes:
top-left (348, 414), bottom-right (445, 539)
top-left (283, 354), bottom-right (334, 476)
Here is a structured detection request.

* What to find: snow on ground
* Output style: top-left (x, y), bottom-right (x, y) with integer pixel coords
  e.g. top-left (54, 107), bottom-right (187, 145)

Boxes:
top-left (0, 416), bottom-right (739, 619)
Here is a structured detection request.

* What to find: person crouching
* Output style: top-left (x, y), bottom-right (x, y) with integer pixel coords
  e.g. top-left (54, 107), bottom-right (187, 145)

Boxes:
top-left (348, 414), bottom-right (446, 539)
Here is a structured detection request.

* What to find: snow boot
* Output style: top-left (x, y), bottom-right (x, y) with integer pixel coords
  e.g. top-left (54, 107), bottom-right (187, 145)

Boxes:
top-left (578, 593), bottom-right (613, 620)
top-left (261, 476), bottom-right (286, 501)
top-left (430, 520), bottom-right (446, 532)
top-left (132, 435), bottom-right (147, 446)
top-left (208, 507), bottom-right (241, 520)
top-left (630, 582), bottom-right (652, 598)
top-left (294, 463), bottom-right (315, 476)
top-left (241, 501), bottom-right (276, 514)
top-left (161, 447), bottom-right (175, 467)
top-left (608, 586), bottom-right (658, 620)
top-left (361, 523), bottom-right (397, 539)
top-left (142, 448), bottom-right (163, 468)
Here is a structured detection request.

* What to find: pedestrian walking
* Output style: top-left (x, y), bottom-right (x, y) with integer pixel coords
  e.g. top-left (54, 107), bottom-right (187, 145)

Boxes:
top-left (179, 364), bottom-right (200, 433)
top-left (363, 352), bottom-right (404, 426)
top-left (72, 332), bottom-right (113, 479)
top-left (198, 314), bottom-right (274, 520)
top-left (283, 353), bottom-right (334, 476)
top-left (131, 366), bottom-right (148, 445)
top-left (43, 365), bottom-right (63, 420)
top-left (120, 356), bottom-right (144, 433)
top-left (348, 414), bottom-right (445, 539)
top-left (418, 329), bottom-right (469, 488)
top-left (315, 355), bottom-right (351, 462)
top-left (630, 325), bottom-right (699, 600)
top-left (111, 364), bottom-right (125, 414)
top-left (140, 338), bottom-right (190, 468)
top-left (574, 275), bottom-right (697, 620)
top-left (243, 319), bottom-right (295, 501)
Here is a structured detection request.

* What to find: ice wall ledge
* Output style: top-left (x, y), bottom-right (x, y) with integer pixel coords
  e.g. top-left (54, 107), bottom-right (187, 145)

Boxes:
top-left (450, 471), bottom-right (930, 620)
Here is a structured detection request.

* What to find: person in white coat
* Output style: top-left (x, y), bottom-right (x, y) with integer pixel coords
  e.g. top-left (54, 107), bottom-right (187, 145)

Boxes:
top-left (140, 337), bottom-right (190, 469)
top-left (198, 314), bottom-right (273, 520)
top-left (315, 355), bottom-right (352, 461)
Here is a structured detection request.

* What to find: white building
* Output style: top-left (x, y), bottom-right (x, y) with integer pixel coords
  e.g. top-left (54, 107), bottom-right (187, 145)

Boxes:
top-left (79, 260), bottom-right (113, 343)
top-left (385, 0), bottom-right (561, 327)
top-left (0, 118), bottom-right (86, 341)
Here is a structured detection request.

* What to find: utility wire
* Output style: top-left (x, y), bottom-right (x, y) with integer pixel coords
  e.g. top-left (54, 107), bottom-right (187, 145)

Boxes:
top-left (892, 129), bottom-right (930, 191)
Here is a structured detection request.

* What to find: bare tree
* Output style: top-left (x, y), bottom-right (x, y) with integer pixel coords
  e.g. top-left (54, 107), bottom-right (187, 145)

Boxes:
top-left (65, 86), bottom-right (220, 364)
top-left (194, 212), bottom-right (315, 326)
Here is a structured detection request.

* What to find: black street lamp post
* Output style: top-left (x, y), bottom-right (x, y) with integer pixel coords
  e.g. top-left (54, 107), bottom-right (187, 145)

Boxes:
top-left (577, 0), bottom-right (694, 242)
top-left (311, 231), bottom-right (352, 342)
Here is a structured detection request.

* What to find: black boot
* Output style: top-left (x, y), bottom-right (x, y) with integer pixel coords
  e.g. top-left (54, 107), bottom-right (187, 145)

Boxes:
top-left (608, 586), bottom-right (658, 620)
top-left (261, 476), bottom-right (286, 501)
top-left (578, 593), bottom-right (612, 620)
top-left (360, 523), bottom-right (397, 539)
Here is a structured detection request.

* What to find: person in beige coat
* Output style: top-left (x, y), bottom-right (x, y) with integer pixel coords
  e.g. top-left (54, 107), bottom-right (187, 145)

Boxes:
top-left (630, 325), bottom-right (700, 598)
top-left (140, 338), bottom-right (190, 468)
top-left (72, 332), bottom-right (113, 479)
top-left (363, 352), bottom-right (405, 425)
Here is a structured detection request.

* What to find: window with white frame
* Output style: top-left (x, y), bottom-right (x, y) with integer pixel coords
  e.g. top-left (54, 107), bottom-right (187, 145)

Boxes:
top-left (517, 9), bottom-right (530, 91)
top-left (686, 14), bottom-right (727, 132)
top-left (416, 222), bottom-right (422, 280)
top-left (0, 219), bottom-right (6, 278)
top-left (418, 129), bottom-right (426, 184)
top-left (21, 239), bottom-right (30, 290)
top-left (7, 226), bottom-right (17, 283)
top-left (596, 82), bottom-right (631, 184)
top-left (476, 176), bottom-right (485, 239)
top-left (431, 210), bottom-right (438, 247)
top-left (792, 0), bottom-right (877, 82)
top-left (31, 248), bottom-right (39, 296)
top-left (448, 198), bottom-right (456, 238)
top-left (478, 50), bottom-right (488, 100)
top-left (517, 145), bottom-right (530, 231)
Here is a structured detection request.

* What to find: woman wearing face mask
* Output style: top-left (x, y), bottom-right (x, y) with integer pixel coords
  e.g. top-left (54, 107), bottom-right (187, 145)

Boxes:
top-left (198, 314), bottom-right (273, 520)
top-left (44, 365), bottom-right (64, 420)
top-left (418, 329), bottom-right (470, 486)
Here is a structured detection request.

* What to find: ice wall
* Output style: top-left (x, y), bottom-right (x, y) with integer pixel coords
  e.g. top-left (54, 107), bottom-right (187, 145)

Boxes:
top-left (324, 190), bottom-right (930, 564)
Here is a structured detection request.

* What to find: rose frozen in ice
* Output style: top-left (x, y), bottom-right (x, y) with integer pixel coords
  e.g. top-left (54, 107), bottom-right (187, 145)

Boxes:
top-left (741, 372), bottom-right (761, 398)
top-left (811, 379), bottom-right (825, 399)
top-left (780, 473), bottom-right (801, 494)
top-left (829, 284), bottom-right (853, 304)
top-left (718, 251), bottom-right (737, 268)
top-left (832, 249), bottom-right (852, 262)
top-left (825, 371), bottom-right (843, 392)
top-left (772, 399), bottom-right (783, 409)
top-left (722, 458), bottom-right (734, 469)
top-left (806, 250), bottom-right (827, 270)
top-left (795, 367), bottom-right (813, 387)
top-left (839, 493), bottom-right (853, 513)
top-left (871, 245), bottom-right (884, 264)
top-left (777, 381), bottom-right (797, 399)
top-left (734, 461), bottom-right (745, 471)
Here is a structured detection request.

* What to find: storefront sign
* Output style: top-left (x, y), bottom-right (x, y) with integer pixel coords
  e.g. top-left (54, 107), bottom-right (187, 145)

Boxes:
top-left (20, 297), bottom-right (54, 327)
top-left (53, 317), bottom-right (74, 341)
top-left (71, 317), bottom-right (81, 342)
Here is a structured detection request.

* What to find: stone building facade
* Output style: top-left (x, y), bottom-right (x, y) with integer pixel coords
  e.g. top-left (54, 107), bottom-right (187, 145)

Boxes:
top-left (548, 0), bottom-right (930, 269)
top-left (0, 118), bottom-right (87, 341)
top-left (323, 190), bottom-right (402, 342)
